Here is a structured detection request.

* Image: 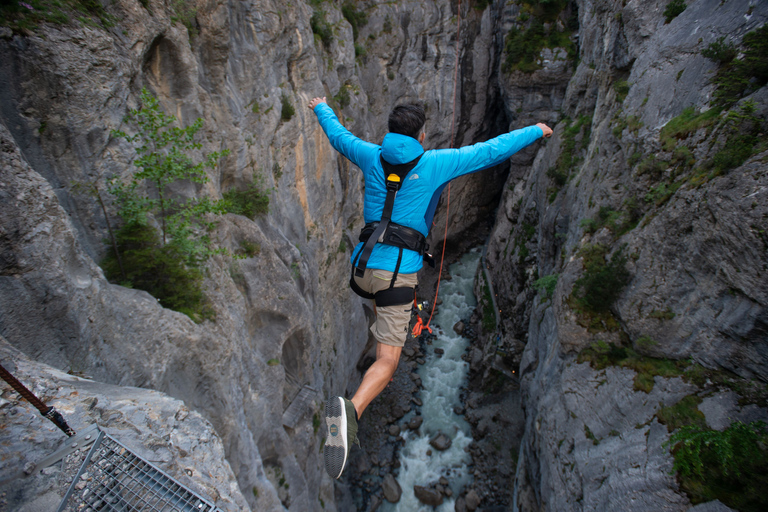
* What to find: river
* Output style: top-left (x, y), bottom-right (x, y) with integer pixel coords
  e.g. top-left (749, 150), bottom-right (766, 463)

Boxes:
top-left (381, 247), bottom-right (482, 511)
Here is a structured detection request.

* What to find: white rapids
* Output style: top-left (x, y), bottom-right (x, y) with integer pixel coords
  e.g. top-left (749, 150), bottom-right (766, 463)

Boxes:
top-left (381, 248), bottom-right (482, 511)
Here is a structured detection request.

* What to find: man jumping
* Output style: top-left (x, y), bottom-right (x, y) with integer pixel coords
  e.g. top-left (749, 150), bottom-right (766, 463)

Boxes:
top-left (308, 97), bottom-right (552, 479)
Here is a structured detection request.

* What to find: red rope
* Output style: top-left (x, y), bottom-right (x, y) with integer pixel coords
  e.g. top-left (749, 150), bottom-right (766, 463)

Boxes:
top-left (413, 0), bottom-right (461, 338)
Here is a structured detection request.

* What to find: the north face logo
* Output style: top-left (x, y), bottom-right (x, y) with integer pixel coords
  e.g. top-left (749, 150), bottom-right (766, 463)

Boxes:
top-left (409, 174), bottom-right (420, 180)
top-left (330, 424), bottom-right (338, 436)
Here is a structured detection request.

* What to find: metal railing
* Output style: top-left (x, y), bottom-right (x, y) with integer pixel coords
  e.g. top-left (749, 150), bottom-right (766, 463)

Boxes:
top-left (56, 427), bottom-right (221, 512)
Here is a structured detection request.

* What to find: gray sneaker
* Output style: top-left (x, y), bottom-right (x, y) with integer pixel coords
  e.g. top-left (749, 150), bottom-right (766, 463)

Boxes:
top-left (323, 396), bottom-right (359, 479)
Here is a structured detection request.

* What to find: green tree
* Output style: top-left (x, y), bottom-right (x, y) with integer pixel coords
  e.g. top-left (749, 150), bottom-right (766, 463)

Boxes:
top-left (106, 89), bottom-right (229, 320)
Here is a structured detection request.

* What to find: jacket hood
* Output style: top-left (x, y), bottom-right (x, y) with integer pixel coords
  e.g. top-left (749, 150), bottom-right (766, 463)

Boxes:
top-left (381, 133), bottom-right (424, 164)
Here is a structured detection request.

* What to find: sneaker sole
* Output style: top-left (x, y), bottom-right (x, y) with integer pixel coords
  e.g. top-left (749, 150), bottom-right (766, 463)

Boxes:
top-left (324, 397), bottom-right (348, 479)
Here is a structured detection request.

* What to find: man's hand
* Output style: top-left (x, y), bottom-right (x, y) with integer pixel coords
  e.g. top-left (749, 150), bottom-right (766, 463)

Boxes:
top-left (308, 97), bottom-right (327, 110)
top-left (536, 123), bottom-right (553, 138)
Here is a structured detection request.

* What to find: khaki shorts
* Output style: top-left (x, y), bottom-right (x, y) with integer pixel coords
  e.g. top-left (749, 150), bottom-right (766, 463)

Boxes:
top-left (353, 269), bottom-right (418, 347)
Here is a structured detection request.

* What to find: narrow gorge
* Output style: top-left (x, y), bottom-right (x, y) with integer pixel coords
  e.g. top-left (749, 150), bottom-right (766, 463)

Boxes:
top-left (1, 1), bottom-right (766, 511)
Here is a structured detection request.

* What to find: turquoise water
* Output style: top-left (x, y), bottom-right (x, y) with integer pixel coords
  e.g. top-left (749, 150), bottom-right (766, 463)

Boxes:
top-left (381, 248), bottom-right (481, 511)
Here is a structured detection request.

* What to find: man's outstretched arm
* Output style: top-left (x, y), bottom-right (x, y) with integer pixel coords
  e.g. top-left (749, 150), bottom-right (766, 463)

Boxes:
top-left (432, 122), bottom-right (553, 186)
top-left (308, 97), bottom-right (378, 170)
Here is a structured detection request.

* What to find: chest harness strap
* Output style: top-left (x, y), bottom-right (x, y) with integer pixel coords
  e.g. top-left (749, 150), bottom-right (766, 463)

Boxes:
top-left (350, 154), bottom-right (426, 307)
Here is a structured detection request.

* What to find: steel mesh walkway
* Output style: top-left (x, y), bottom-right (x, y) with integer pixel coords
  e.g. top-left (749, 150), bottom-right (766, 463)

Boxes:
top-left (58, 429), bottom-right (221, 512)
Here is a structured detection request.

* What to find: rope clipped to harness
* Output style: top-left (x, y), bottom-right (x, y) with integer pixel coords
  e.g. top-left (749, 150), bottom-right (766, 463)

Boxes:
top-left (412, 0), bottom-right (462, 338)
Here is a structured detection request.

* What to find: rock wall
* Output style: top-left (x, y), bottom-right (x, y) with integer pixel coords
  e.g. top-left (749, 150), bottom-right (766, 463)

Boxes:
top-left (0, 0), bottom-right (514, 510)
top-left (478, 0), bottom-right (768, 510)
top-left (0, 336), bottom-right (250, 511)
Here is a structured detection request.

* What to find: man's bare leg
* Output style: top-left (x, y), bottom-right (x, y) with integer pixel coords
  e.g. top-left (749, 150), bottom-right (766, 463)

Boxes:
top-left (350, 342), bottom-right (402, 418)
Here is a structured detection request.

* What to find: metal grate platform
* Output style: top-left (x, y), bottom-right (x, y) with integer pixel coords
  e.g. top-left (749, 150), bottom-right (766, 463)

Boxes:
top-left (58, 428), bottom-right (221, 512)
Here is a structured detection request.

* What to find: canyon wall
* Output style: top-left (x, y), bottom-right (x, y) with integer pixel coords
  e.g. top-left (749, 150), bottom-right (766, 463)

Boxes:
top-left (478, 0), bottom-right (768, 510)
top-left (0, 0), bottom-right (513, 510)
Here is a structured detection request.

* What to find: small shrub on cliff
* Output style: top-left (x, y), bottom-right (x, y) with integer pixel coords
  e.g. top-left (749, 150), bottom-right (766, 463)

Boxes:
top-left (705, 24), bottom-right (768, 108)
top-left (280, 93), bottom-right (295, 122)
top-left (663, 0), bottom-right (686, 24)
top-left (341, 1), bottom-right (367, 41)
top-left (503, 0), bottom-right (576, 74)
top-left (106, 88), bottom-right (229, 321)
top-left (573, 244), bottom-right (631, 314)
top-left (657, 394), bottom-right (706, 431)
top-left (0, 0), bottom-right (113, 31)
top-left (310, 9), bottom-right (334, 48)
top-left (223, 178), bottom-right (270, 219)
top-left (532, 273), bottom-right (559, 300)
top-left (577, 341), bottom-right (687, 392)
top-left (702, 36), bottom-right (737, 65)
top-left (664, 421), bottom-right (768, 511)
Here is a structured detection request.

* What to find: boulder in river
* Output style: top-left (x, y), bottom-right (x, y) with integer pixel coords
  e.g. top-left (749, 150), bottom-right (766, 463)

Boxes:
top-left (408, 416), bottom-right (424, 430)
top-left (453, 321), bottom-right (465, 334)
top-left (381, 473), bottom-right (402, 503)
top-left (429, 432), bottom-right (452, 451)
top-left (414, 485), bottom-right (443, 507)
top-left (465, 489), bottom-right (481, 511)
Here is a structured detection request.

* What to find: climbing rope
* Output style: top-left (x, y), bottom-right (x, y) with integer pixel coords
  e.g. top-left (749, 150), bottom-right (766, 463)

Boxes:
top-left (0, 362), bottom-right (76, 437)
top-left (413, 0), bottom-right (462, 338)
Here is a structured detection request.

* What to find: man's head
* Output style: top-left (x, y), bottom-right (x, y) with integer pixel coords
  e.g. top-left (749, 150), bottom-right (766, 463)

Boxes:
top-left (388, 104), bottom-right (426, 140)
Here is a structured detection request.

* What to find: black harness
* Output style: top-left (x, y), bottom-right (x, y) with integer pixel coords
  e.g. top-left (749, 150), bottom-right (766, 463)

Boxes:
top-left (350, 154), bottom-right (429, 307)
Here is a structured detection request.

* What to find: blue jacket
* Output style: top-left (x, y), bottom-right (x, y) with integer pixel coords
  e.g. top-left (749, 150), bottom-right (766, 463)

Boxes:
top-left (313, 103), bottom-right (543, 274)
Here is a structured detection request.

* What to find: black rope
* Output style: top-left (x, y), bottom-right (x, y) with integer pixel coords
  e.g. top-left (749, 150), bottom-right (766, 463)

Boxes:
top-left (0, 362), bottom-right (76, 437)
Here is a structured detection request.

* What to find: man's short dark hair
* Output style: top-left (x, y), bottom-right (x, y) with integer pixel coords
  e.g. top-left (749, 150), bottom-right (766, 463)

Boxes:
top-left (388, 104), bottom-right (426, 139)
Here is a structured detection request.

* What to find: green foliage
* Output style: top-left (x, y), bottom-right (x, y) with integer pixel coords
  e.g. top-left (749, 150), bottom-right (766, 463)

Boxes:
top-left (503, 0), bottom-right (576, 73)
top-left (170, 0), bottom-right (197, 37)
top-left (663, 0), bottom-right (686, 24)
top-left (702, 37), bottom-right (737, 65)
top-left (707, 25), bottom-right (768, 108)
top-left (382, 14), bottom-right (393, 34)
top-left (101, 223), bottom-right (213, 321)
top-left (573, 244), bottom-right (630, 314)
top-left (341, 1), bottom-right (367, 41)
top-left (577, 341), bottom-right (688, 392)
top-left (354, 43), bottom-right (366, 58)
top-left (635, 156), bottom-right (669, 179)
top-left (580, 202), bottom-right (641, 238)
top-left (333, 86), bottom-right (351, 109)
top-left (280, 93), bottom-right (295, 122)
top-left (236, 240), bottom-right (260, 258)
top-left (657, 395), bottom-right (706, 431)
top-left (614, 80), bottom-right (630, 102)
top-left (267, 358), bottom-right (281, 366)
top-left (670, 145), bottom-right (695, 169)
top-left (547, 115), bottom-right (591, 192)
top-left (645, 181), bottom-right (682, 207)
top-left (313, 412), bottom-right (321, 434)
top-left (665, 421), bottom-right (768, 511)
top-left (711, 100), bottom-right (763, 173)
top-left (310, 10), bottom-right (334, 47)
top-left (649, 307), bottom-right (675, 320)
top-left (223, 179), bottom-right (270, 219)
top-left (546, 166), bottom-right (568, 187)
top-left (584, 424), bottom-right (599, 445)
top-left (659, 106), bottom-right (720, 151)
top-left (106, 89), bottom-right (228, 321)
top-left (474, 0), bottom-right (490, 10)
top-left (533, 273), bottom-right (559, 300)
top-left (0, 0), bottom-right (114, 31)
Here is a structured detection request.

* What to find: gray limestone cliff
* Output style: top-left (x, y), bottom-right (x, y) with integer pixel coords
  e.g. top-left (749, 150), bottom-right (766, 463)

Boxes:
top-left (476, 0), bottom-right (768, 510)
top-left (2, 0), bottom-right (767, 510)
top-left (0, 0), bottom-right (511, 510)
